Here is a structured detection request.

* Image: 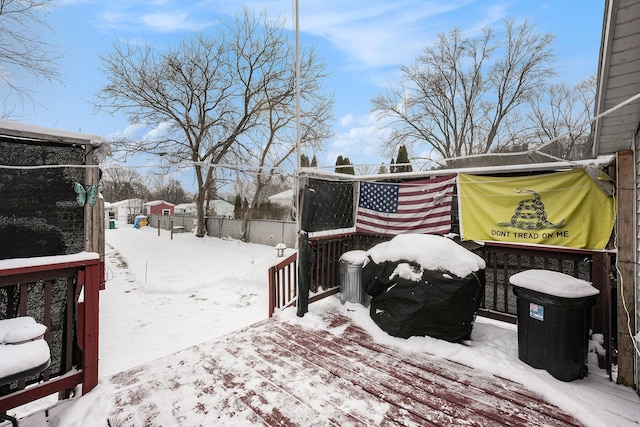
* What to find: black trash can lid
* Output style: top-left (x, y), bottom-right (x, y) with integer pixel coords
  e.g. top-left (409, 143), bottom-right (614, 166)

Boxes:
top-left (509, 269), bottom-right (599, 298)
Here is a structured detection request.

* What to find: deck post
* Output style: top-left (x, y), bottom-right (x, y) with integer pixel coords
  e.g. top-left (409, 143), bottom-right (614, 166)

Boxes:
top-left (615, 149), bottom-right (636, 387)
top-left (268, 266), bottom-right (276, 318)
top-left (296, 231), bottom-right (310, 317)
top-left (82, 261), bottom-right (101, 393)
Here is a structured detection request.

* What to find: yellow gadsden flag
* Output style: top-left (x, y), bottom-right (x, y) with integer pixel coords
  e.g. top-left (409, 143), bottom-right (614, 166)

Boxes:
top-left (457, 169), bottom-right (615, 250)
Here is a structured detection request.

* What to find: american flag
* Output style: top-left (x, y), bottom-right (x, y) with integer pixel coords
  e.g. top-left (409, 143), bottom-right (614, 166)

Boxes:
top-left (355, 175), bottom-right (456, 235)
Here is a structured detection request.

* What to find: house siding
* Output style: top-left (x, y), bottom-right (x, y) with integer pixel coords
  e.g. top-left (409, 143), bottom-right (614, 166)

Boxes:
top-left (149, 204), bottom-right (173, 215)
top-left (636, 135), bottom-right (640, 390)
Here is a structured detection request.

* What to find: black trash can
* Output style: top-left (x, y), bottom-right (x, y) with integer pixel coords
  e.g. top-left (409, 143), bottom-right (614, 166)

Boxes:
top-left (510, 269), bottom-right (599, 382)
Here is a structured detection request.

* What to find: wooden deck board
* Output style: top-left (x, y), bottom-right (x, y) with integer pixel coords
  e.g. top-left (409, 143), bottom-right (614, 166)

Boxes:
top-left (318, 313), bottom-right (581, 426)
top-left (266, 324), bottom-right (507, 426)
top-left (107, 309), bottom-right (583, 426)
top-left (270, 323), bottom-right (550, 427)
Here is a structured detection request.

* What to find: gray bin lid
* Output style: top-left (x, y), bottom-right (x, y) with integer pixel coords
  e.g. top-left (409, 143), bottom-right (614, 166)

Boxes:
top-left (339, 250), bottom-right (368, 266)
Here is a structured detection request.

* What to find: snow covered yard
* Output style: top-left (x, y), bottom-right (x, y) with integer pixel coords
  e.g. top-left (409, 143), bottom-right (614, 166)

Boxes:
top-left (97, 225), bottom-right (291, 377)
top-left (10, 225), bottom-right (640, 426)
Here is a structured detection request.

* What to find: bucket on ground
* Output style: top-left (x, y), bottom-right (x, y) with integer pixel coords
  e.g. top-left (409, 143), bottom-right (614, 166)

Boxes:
top-left (339, 250), bottom-right (369, 306)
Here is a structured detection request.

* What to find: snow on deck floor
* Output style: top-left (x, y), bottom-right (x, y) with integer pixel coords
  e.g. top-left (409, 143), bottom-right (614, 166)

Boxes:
top-left (43, 306), bottom-right (587, 426)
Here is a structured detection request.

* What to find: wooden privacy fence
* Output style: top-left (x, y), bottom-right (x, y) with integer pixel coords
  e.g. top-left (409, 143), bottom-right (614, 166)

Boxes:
top-left (267, 234), bottom-right (615, 375)
top-left (0, 253), bottom-right (101, 413)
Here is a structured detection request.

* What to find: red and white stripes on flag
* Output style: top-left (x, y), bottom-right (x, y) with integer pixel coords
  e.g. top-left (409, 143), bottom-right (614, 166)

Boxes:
top-left (355, 175), bottom-right (456, 235)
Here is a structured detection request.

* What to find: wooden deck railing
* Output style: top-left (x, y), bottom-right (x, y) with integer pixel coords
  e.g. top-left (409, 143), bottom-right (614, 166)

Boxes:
top-left (267, 236), bottom-right (615, 375)
top-left (268, 252), bottom-right (298, 317)
top-left (0, 253), bottom-right (101, 412)
top-left (267, 234), bottom-right (364, 317)
top-left (473, 243), bottom-right (614, 321)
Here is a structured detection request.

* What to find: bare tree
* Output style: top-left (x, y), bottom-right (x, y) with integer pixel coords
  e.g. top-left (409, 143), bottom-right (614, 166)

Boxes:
top-left (101, 166), bottom-right (149, 203)
top-left (95, 9), bottom-right (331, 237)
top-left (527, 74), bottom-right (596, 160)
top-left (148, 174), bottom-right (189, 205)
top-left (0, 0), bottom-right (61, 113)
top-left (372, 19), bottom-right (555, 160)
top-left (355, 164), bottom-right (378, 175)
top-left (239, 46), bottom-right (333, 240)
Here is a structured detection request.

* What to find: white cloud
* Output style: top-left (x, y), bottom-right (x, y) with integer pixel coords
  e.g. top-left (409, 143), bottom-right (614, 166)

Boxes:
top-left (93, 1), bottom-right (216, 33)
top-left (322, 113), bottom-right (392, 168)
top-left (86, 0), bottom-right (509, 68)
top-left (299, 1), bottom-right (473, 68)
top-left (107, 123), bottom-right (147, 141)
top-left (140, 11), bottom-right (212, 33)
top-left (142, 121), bottom-right (173, 141)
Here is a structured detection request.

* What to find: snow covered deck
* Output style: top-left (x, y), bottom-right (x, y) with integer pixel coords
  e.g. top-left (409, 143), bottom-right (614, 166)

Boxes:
top-left (105, 308), bottom-right (581, 426)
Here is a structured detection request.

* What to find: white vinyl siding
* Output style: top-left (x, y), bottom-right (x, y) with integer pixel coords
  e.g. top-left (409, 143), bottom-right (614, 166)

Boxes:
top-left (635, 134), bottom-right (640, 390)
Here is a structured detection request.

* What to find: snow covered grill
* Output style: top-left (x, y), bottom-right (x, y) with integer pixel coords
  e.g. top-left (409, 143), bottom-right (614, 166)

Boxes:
top-left (0, 317), bottom-right (50, 383)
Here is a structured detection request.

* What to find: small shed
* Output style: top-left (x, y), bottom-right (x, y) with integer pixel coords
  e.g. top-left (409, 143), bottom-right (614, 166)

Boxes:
top-left (144, 200), bottom-right (175, 216)
top-left (175, 203), bottom-right (197, 215)
top-left (0, 119), bottom-right (109, 409)
top-left (110, 198), bottom-right (145, 223)
top-left (0, 119), bottom-right (109, 260)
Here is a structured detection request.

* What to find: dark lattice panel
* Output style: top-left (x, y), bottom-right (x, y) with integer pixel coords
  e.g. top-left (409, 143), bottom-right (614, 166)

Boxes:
top-left (0, 141), bottom-right (86, 392)
top-left (0, 141), bottom-right (86, 258)
top-left (304, 179), bottom-right (354, 232)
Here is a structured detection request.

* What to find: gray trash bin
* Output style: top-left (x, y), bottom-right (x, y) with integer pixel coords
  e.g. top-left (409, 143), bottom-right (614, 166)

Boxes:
top-left (339, 250), bottom-right (369, 305)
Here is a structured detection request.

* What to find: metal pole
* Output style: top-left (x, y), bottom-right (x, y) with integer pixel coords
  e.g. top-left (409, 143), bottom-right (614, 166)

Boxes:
top-left (295, 0), bottom-right (301, 171)
top-left (294, 0), bottom-right (302, 235)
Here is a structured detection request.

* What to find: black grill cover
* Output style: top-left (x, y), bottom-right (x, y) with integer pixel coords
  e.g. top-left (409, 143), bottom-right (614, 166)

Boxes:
top-left (363, 259), bottom-right (485, 342)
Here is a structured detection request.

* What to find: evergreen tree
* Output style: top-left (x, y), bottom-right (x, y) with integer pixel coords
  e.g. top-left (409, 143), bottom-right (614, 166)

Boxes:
top-left (342, 157), bottom-right (355, 175)
top-left (310, 154), bottom-right (318, 167)
top-left (390, 158), bottom-right (396, 174)
top-left (395, 145), bottom-right (413, 173)
top-left (300, 154), bottom-right (310, 167)
top-left (377, 164), bottom-right (389, 174)
top-left (335, 155), bottom-right (344, 173)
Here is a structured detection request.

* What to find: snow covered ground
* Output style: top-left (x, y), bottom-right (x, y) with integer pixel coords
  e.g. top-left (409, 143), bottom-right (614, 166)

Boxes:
top-left (12, 225), bottom-right (640, 426)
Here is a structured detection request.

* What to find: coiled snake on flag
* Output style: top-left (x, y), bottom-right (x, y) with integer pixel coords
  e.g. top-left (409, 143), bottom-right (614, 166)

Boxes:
top-left (498, 188), bottom-right (565, 230)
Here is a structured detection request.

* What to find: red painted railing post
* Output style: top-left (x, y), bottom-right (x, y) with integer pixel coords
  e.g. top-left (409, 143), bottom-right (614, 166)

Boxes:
top-left (81, 261), bottom-right (100, 393)
top-left (268, 266), bottom-right (276, 318)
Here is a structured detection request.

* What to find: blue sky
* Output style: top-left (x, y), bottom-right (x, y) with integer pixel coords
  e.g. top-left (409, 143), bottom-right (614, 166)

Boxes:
top-left (4, 0), bottom-right (605, 189)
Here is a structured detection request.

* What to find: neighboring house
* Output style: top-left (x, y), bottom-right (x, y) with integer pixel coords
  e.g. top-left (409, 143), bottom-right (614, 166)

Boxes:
top-left (144, 200), bottom-right (175, 216)
top-left (104, 201), bottom-right (114, 217)
top-left (175, 203), bottom-right (197, 215)
top-left (173, 201), bottom-right (233, 217)
top-left (593, 0), bottom-right (640, 392)
top-left (210, 199), bottom-right (234, 217)
top-left (110, 198), bottom-right (145, 223)
top-left (268, 189), bottom-right (294, 207)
